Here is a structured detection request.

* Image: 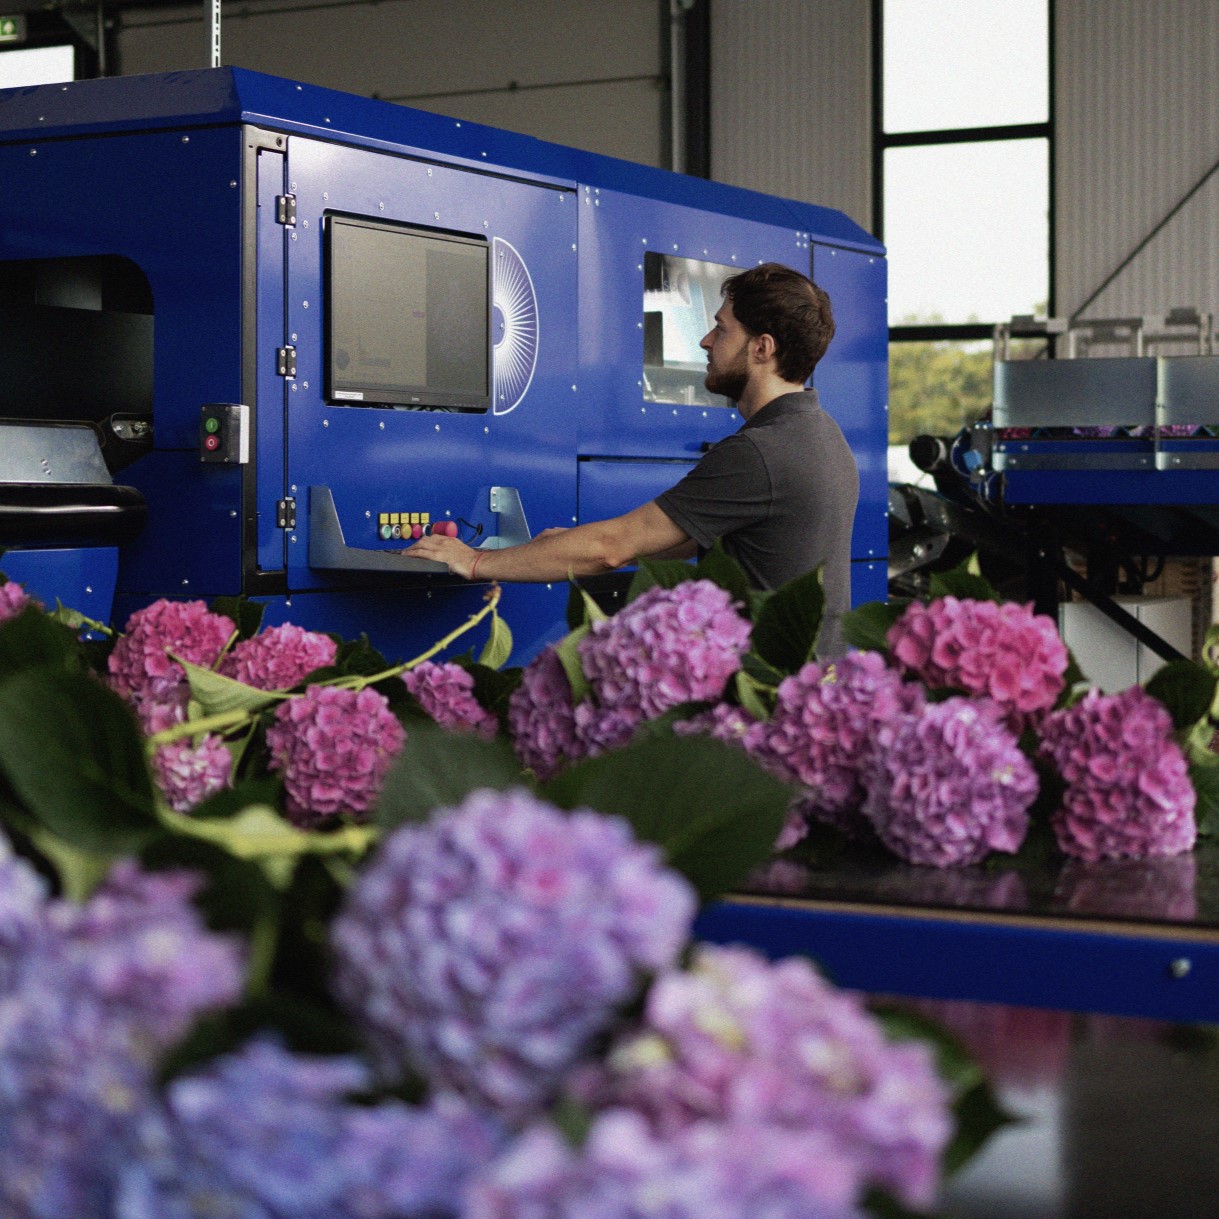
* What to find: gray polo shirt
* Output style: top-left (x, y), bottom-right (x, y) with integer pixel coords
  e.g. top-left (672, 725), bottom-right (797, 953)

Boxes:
top-left (655, 389), bottom-right (859, 656)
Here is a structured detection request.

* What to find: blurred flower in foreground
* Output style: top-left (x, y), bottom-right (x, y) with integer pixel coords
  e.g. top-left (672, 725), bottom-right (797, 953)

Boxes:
top-left (572, 943), bottom-right (952, 1212)
top-left (330, 788), bottom-right (696, 1121)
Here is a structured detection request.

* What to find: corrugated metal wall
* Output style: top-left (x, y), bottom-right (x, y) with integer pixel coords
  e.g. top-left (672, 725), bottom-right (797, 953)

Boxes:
top-left (1056, 0), bottom-right (1219, 321)
top-left (708, 0), bottom-right (873, 234)
top-left (114, 0), bottom-right (665, 166)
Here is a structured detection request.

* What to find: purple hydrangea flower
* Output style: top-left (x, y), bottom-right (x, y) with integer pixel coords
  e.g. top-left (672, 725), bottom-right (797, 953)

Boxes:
top-left (0, 829), bottom-right (50, 983)
top-left (860, 697), bottom-right (1038, 867)
top-left (506, 647), bottom-right (586, 781)
top-left (578, 581), bottom-right (752, 720)
top-left (108, 600), bottom-right (236, 716)
top-left (118, 1039), bottom-right (503, 1219)
top-left (752, 652), bottom-right (926, 837)
top-left (151, 733), bottom-right (233, 813)
top-left (466, 1109), bottom-right (865, 1219)
top-left (573, 943), bottom-right (952, 1212)
top-left (887, 596), bottom-right (1068, 728)
top-left (219, 623), bottom-right (337, 691)
top-left (0, 578), bottom-right (38, 623)
top-left (404, 661), bottom-right (499, 740)
top-left (0, 860), bottom-right (244, 1219)
top-left (330, 788), bottom-right (697, 1121)
top-left (1038, 686), bottom-right (1196, 861)
top-left (265, 684), bottom-right (406, 827)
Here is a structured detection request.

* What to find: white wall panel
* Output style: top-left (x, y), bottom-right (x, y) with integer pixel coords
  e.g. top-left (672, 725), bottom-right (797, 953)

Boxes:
top-left (709, 0), bottom-right (873, 232)
top-left (115, 0), bottom-right (663, 165)
top-left (1056, 0), bottom-right (1219, 320)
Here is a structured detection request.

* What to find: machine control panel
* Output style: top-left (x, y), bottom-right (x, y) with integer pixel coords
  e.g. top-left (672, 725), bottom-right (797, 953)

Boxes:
top-left (199, 403), bottom-right (250, 464)
top-left (376, 512), bottom-right (458, 542)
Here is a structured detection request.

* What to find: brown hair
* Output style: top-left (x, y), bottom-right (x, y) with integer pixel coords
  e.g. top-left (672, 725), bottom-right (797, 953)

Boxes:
top-left (721, 262), bottom-right (835, 383)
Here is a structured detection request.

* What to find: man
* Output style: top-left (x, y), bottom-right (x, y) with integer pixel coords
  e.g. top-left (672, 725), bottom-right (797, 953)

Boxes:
top-left (408, 261), bottom-right (859, 655)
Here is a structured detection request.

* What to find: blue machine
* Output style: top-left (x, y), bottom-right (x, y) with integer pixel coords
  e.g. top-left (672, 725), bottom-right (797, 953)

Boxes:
top-left (0, 69), bottom-right (888, 661)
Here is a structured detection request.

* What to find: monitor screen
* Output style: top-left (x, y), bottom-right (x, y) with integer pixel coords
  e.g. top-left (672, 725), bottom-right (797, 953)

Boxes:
top-left (326, 215), bottom-right (490, 411)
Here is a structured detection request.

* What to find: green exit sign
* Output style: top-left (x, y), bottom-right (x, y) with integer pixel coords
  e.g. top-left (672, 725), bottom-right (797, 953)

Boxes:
top-left (0, 15), bottom-right (28, 43)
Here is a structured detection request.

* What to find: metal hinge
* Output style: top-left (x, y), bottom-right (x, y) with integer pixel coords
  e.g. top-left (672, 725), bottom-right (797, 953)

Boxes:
top-left (275, 194), bottom-right (297, 226)
top-left (276, 346), bottom-right (297, 378)
top-left (277, 497), bottom-right (297, 529)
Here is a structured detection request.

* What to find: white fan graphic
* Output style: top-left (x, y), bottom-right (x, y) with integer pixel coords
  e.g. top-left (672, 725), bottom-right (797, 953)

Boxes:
top-left (492, 237), bottom-right (539, 416)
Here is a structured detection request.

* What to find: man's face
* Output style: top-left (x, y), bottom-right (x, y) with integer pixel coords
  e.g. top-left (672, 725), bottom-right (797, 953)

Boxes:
top-left (700, 298), bottom-right (751, 401)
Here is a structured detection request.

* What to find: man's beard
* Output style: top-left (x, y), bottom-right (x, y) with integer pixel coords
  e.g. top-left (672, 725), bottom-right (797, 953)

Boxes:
top-left (704, 346), bottom-right (749, 401)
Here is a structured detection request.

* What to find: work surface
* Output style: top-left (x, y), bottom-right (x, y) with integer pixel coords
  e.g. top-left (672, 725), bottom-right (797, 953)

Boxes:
top-left (695, 844), bottom-right (1219, 1216)
top-left (695, 840), bottom-right (1219, 1022)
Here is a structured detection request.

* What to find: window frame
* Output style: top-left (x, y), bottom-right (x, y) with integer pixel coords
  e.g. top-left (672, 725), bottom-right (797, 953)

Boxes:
top-left (872, 0), bottom-right (1056, 344)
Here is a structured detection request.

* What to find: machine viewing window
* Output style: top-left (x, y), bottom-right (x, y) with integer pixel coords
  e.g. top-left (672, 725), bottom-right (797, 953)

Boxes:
top-left (326, 215), bottom-right (490, 412)
top-left (643, 252), bottom-right (735, 408)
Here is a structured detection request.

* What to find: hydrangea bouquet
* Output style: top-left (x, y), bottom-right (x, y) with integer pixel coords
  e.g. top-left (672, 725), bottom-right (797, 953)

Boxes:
top-left (0, 562), bottom-right (1011, 1219)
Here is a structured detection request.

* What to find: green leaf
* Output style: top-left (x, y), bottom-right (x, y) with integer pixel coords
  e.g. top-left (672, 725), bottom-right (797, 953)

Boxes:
top-left (478, 609), bottom-right (514, 670)
top-left (554, 624), bottom-right (591, 704)
top-left (0, 667), bottom-right (160, 853)
top-left (1189, 756), bottom-right (1219, 838)
top-left (466, 662), bottom-right (523, 732)
top-left (0, 606), bottom-right (83, 679)
top-left (734, 669), bottom-right (772, 720)
top-left (626, 556), bottom-right (696, 602)
top-left (749, 566), bottom-right (825, 675)
top-left (210, 595), bottom-right (266, 641)
top-left (840, 598), bottom-right (906, 653)
top-left (334, 635), bottom-right (392, 677)
top-left (374, 720), bottom-right (525, 831)
top-left (175, 655), bottom-right (285, 716)
top-left (929, 554), bottom-right (1002, 603)
top-left (693, 542), bottom-right (753, 611)
top-left (49, 601), bottom-right (113, 638)
top-left (541, 734), bottom-right (792, 902)
top-left (1144, 659), bottom-right (1218, 733)
top-left (189, 774), bottom-right (285, 821)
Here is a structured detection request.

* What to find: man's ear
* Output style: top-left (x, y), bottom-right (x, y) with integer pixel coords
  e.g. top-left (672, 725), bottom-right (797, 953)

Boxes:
top-left (751, 332), bottom-right (778, 365)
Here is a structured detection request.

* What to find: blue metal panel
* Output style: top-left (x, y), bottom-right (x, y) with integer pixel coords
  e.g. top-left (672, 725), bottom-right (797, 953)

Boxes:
top-left (578, 458), bottom-right (698, 523)
top-left (851, 558), bottom-right (888, 607)
top-left (694, 900), bottom-right (1219, 1023)
top-left (280, 136), bottom-right (579, 595)
top-left (0, 69), bottom-right (882, 256)
top-left (576, 188), bottom-right (808, 459)
top-left (0, 124), bottom-right (247, 596)
top-left (0, 547), bottom-right (117, 623)
top-left (1002, 467), bottom-right (1219, 505)
top-left (812, 244), bottom-right (890, 564)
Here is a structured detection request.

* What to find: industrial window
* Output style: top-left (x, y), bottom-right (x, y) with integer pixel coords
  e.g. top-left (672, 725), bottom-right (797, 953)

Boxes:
top-left (877, 0), bottom-right (1053, 454)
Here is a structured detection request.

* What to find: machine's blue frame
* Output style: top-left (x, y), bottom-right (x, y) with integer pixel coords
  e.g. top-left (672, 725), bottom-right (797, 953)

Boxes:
top-left (0, 68), bottom-right (888, 662)
top-left (695, 898), bottom-right (1219, 1023)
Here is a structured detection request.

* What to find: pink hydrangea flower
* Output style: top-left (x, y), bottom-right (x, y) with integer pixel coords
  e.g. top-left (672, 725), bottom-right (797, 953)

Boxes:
top-left (1038, 686), bottom-right (1196, 862)
top-left (403, 661), bottom-right (499, 740)
top-left (507, 647), bottom-right (586, 781)
top-left (151, 734), bottom-right (233, 813)
top-left (860, 697), bottom-right (1038, 867)
top-left (887, 596), bottom-right (1068, 727)
top-left (330, 788), bottom-right (696, 1121)
top-left (0, 579), bottom-right (38, 623)
top-left (575, 943), bottom-right (952, 1211)
top-left (752, 651), bottom-right (926, 838)
top-left (578, 581), bottom-right (752, 720)
top-left (219, 623), bottom-right (337, 691)
top-left (108, 600), bottom-right (235, 713)
top-left (266, 684), bottom-right (406, 827)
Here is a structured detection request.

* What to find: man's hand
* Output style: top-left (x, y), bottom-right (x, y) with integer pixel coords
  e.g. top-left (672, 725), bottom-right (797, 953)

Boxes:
top-left (405, 533), bottom-right (480, 578)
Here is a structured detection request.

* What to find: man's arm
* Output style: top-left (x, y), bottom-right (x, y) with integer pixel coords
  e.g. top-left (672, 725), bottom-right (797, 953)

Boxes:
top-left (405, 499), bottom-right (692, 581)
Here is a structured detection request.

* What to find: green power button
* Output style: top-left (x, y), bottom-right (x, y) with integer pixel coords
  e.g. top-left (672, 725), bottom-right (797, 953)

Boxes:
top-left (204, 416), bottom-right (220, 433)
